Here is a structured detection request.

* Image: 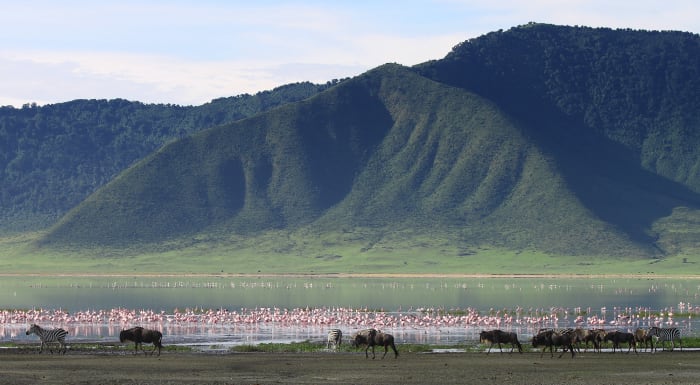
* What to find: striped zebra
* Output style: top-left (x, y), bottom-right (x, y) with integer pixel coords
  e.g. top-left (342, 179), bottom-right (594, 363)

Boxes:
top-left (327, 329), bottom-right (343, 350)
top-left (648, 326), bottom-right (682, 352)
top-left (26, 324), bottom-right (69, 354)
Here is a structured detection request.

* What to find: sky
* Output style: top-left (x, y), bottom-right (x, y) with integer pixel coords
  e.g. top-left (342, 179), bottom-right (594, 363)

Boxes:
top-left (1, 0), bottom-right (698, 107)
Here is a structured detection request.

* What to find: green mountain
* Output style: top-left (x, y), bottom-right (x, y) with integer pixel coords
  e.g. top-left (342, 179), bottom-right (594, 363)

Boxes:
top-left (0, 82), bottom-right (329, 231)
top-left (14, 24), bottom-right (700, 266)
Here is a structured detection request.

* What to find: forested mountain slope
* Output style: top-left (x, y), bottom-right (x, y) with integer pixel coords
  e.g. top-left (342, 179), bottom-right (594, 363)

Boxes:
top-left (20, 24), bottom-right (700, 259)
top-left (417, 23), bottom-right (700, 255)
top-left (0, 82), bottom-right (328, 231)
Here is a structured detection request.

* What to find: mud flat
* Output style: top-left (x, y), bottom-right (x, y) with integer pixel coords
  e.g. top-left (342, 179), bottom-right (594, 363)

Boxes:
top-left (1, 349), bottom-right (699, 385)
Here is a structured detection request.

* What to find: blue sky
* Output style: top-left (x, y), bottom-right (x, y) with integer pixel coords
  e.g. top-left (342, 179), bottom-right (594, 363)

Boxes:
top-left (1, 0), bottom-right (698, 107)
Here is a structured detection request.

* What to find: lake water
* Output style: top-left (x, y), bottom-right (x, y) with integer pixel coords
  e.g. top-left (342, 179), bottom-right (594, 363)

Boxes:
top-left (2, 276), bottom-right (700, 347)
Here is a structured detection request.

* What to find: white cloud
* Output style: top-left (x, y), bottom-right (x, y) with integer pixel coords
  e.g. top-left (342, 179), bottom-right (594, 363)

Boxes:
top-left (1, 0), bottom-right (698, 107)
top-left (0, 50), bottom-right (370, 106)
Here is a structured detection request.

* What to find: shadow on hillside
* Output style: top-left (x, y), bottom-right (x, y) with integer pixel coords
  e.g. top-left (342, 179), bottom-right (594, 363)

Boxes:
top-left (514, 101), bottom-right (700, 250)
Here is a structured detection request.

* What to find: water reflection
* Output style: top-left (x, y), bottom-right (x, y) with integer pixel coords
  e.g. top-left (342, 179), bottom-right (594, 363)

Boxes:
top-left (2, 276), bottom-right (700, 345)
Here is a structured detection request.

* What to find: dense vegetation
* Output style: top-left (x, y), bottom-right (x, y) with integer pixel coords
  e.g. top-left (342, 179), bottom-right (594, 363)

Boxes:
top-left (3, 23), bottom-right (700, 273)
top-left (0, 82), bottom-right (331, 231)
top-left (416, 23), bottom-right (700, 255)
top-left (419, 23), bottom-right (700, 191)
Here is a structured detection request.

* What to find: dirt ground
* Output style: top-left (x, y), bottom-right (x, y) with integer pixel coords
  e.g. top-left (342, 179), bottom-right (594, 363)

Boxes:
top-left (1, 348), bottom-right (700, 385)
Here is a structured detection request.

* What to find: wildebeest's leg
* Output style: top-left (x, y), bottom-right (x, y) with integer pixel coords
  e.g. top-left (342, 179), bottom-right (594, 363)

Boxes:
top-left (149, 342), bottom-right (160, 356)
top-left (365, 345), bottom-right (374, 359)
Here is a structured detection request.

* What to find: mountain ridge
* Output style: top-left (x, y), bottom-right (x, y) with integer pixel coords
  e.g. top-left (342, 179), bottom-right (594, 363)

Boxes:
top-left (40, 62), bottom-right (672, 258)
top-left (7, 23), bottom-right (700, 263)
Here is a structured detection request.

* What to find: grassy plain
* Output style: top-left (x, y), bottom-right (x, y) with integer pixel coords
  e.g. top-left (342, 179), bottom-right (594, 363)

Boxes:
top-left (1, 230), bottom-right (699, 276)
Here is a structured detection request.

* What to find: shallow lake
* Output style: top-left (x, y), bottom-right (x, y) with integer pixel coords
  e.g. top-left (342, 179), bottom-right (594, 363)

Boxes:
top-left (2, 276), bottom-right (699, 347)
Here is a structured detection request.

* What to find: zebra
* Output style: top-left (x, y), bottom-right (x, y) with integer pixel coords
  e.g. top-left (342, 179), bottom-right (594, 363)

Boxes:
top-left (327, 328), bottom-right (343, 350)
top-left (26, 324), bottom-right (69, 354)
top-left (648, 327), bottom-right (682, 352)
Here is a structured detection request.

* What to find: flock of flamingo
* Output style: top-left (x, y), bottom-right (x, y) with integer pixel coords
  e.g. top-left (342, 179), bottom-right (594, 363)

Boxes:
top-left (2, 303), bottom-right (697, 342)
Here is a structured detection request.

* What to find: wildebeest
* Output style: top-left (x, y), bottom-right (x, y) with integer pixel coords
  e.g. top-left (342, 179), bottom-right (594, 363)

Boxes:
top-left (479, 330), bottom-right (523, 354)
top-left (603, 330), bottom-right (637, 354)
top-left (365, 329), bottom-right (399, 359)
top-left (634, 328), bottom-right (654, 352)
top-left (532, 329), bottom-right (575, 358)
top-left (581, 329), bottom-right (607, 353)
top-left (351, 328), bottom-right (376, 349)
top-left (119, 326), bottom-right (163, 356)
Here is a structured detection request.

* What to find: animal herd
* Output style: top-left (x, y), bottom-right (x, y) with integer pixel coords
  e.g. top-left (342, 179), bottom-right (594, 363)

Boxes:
top-left (22, 323), bottom-right (683, 359)
top-left (481, 326), bottom-right (683, 359)
top-left (24, 324), bottom-right (163, 356)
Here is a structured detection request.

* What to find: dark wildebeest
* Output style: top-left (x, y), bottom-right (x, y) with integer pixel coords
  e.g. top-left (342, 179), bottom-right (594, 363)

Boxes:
top-left (532, 329), bottom-right (575, 358)
top-left (365, 329), bottom-right (399, 359)
top-left (119, 326), bottom-right (163, 356)
top-left (581, 329), bottom-right (607, 353)
top-left (351, 328), bottom-right (376, 349)
top-left (604, 330), bottom-right (637, 354)
top-left (479, 330), bottom-right (523, 354)
top-left (634, 328), bottom-right (654, 352)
